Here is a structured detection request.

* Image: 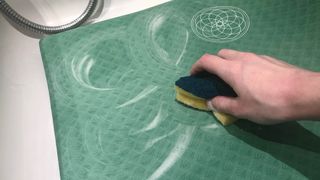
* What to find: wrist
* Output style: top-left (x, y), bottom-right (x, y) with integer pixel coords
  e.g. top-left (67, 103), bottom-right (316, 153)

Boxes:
top-left (287, 71), bottom-right (320, 120)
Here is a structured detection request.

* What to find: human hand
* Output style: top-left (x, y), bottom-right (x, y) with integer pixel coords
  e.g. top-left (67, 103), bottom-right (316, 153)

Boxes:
top-left (191, 49), bottom-right (320, 124)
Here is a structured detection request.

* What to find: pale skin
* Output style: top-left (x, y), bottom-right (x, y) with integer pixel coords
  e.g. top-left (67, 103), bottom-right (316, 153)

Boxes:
top-left (191, 49), bottom-right (320, 125)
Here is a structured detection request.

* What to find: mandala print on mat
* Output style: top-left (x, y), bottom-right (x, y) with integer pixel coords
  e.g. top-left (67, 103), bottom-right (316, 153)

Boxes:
top-left (191, 6), bottom-right (250, 43)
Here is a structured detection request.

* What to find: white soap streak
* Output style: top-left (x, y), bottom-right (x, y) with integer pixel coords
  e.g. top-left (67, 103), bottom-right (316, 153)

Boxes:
top-left (97, 127), bottom-right (105, 154)
top-left (117, 69), bottom-right (134, 84)
top-left (71, 56), bottom-right (112, 91)
top-left (52, 68), bottom-right (72, 99)
top-left (175, 30), bottom-right (188, 66)
top-left (117, 85), bottom-right (159, 108)
top-left (149, 15), bottom-right (170, 63)
top-left (202, 123), bottom-right (219, 130)
top-left (150, 14), bottom-right (166, 33)
top-left (200, 123), bottom-right (219, 133)
top-left (144, 127), bottom-right (178, 151)
top-left (133, 105), bottom-right (167, 135)
top-left (83, 120), bottom-right (107, 165)
top-left (147, 125), bottom-right (195, 180)
top-left (148, 13), bottom-right (188, 66)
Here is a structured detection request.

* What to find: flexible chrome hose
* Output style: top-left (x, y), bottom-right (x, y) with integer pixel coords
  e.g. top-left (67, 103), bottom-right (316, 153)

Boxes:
top-left (0, 0), bottom-right (98, 34)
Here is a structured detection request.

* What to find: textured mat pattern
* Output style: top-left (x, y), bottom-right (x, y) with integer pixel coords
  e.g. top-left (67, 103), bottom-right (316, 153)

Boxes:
top-left (40, 0), bottom-right (320, 179)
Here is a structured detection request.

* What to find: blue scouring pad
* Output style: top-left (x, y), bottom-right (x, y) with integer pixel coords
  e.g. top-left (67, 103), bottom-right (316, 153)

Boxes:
top-left (174, 71), bottom-right (237, 125)
top-left (175, 72), bottom-right (237, 99)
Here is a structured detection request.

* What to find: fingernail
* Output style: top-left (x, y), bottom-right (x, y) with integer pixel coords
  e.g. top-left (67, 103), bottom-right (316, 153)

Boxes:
top-left (207, 101), bottom-right (216, 111)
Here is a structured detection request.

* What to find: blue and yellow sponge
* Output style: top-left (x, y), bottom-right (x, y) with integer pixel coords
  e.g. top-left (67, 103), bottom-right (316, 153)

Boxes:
top-left (175, 72), bottom-right (238, 125)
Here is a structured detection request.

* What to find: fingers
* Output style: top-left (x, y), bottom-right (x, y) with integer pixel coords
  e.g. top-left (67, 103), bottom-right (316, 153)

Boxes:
top-left (217, 49), bottom-right (244, 60)
top-left (190, 54), bottom-right (224, 75)
top-left (259, 55), bottom-right (274, 61)
top-left (218, 49), bottom-right (296, 69)
top-left (260, 55), bottom-right (297, 68)
top-left (207, 96), bottom-right (240, 116)
top-left (260, 55), bottom-right (284, 65)
top-left (190, 54), bottom-right (236, 85)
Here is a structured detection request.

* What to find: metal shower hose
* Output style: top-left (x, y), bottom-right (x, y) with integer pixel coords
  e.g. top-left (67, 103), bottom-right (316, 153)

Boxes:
top-left (0, 0), bottom-right (98, 34)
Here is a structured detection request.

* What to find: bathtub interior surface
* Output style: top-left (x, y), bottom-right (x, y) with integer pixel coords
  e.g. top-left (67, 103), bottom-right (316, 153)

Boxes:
top-left (40, 0), bottom-right (320, 180)
top-left (0, 1), bottom-right (169, 180)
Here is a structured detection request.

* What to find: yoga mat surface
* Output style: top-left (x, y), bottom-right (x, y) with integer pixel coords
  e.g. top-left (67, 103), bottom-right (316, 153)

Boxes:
top-left (40, 0), bottom-right (320, 179)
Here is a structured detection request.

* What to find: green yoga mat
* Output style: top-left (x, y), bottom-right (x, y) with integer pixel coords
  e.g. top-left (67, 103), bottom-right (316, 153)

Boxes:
top-left (40, 0), bottom-right (320, 179)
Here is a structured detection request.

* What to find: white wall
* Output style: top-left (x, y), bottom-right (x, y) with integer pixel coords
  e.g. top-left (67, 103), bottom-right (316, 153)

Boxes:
top-left (0, 0), bottom-right (169, 180)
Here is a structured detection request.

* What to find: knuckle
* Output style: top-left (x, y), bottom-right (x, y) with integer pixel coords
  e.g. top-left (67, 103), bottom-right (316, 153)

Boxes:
top-left (260, 55), bottom-right (271, 59)
top-left (197, 58), bottom-right (206, 67)
top-left (202, 53), bottom-right (211, 58)
top-left (218, 48), bottom-right (229, 55)
top-left (241, 52), bottom-right (257, 61)
top-left (199, 53), bottom-right (217, 64)
top-left (199, 54), bottom-right (210, 62)
top-left (244, 52), bottom-right (256, 57)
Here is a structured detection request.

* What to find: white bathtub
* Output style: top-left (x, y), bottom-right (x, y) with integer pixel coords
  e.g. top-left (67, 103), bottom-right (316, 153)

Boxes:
top-left (0, 1), bottom-right (168, 179)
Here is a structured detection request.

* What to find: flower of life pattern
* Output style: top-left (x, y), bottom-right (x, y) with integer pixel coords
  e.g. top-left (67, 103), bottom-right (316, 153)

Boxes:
top-left (191, 6), bottom-right (250, 43)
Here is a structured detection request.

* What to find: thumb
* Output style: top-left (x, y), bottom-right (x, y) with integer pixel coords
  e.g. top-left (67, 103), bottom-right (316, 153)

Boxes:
top-left (207, 96), bottom-right (239, 115)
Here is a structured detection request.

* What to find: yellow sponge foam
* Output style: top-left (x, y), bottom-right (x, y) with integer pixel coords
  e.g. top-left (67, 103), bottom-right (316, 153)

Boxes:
top-left (175, 86), bottom-right (237, 125)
